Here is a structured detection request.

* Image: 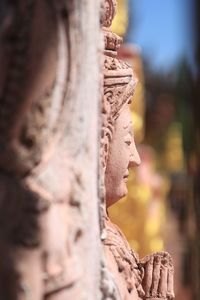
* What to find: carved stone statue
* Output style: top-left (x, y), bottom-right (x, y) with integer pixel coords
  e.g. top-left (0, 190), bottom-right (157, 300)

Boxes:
top-left (101, 1), bottom-right (175, 299)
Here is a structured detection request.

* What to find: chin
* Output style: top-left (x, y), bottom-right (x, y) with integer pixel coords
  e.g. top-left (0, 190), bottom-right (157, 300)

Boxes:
top-left (106, 185), bottom-right (128, 207)
top-left (119, 183), bottom-right (128, 199)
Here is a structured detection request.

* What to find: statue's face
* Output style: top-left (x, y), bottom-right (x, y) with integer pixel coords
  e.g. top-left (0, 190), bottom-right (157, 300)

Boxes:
top-left (105, 104), bottom-right (141, 207)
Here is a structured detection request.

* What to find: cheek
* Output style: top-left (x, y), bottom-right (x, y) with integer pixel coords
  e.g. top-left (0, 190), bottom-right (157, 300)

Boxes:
top-left (117, 146), bottom-right (130, 171)
top-left (108, 150), bottom-right (129, 183)
top-left (109, 129), bottom-right (130, 170)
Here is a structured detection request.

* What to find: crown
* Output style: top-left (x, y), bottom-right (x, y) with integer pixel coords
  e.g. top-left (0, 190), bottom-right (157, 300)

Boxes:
top-left (101, 0), bottom-right (123, 56)
top-left (101, 0), bottom-right (117, 28)
top-left (103, 56), bottom-right (137, 120)
top-left (101, 0), bottom-right (137, 118)
top-left (101, 0), bottom-right (137, 169)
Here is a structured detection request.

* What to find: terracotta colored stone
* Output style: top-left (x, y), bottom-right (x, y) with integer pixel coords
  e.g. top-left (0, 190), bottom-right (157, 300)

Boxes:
top-left (0, 1), bottom-right (101, 299)
top-left (100, 1), bottom-right (175, 299)
top-left (0, 0), bottom-right (175, 299)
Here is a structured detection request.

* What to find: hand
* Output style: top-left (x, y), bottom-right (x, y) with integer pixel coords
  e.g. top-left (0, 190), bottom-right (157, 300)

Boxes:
top-left (140, 251), bottom-right (174, 300)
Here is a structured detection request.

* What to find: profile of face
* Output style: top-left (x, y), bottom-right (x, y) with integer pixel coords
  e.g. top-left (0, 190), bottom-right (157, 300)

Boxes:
top-left (105, 104), bottom-right (141, 207)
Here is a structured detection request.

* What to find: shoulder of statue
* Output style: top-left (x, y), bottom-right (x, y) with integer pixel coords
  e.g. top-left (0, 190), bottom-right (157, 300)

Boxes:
top-left (103, 218), bottom-right (145, 297)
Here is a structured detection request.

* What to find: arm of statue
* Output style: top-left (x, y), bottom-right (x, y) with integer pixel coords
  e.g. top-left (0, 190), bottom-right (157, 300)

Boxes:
top-left (140, 252), bottom-right (175, 300)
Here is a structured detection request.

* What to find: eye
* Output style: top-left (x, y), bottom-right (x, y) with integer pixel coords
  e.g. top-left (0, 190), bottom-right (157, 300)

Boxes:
top-left (125, 140), bottom-right (131, 146)
top-left (124, 133), bottom-right (132, 146)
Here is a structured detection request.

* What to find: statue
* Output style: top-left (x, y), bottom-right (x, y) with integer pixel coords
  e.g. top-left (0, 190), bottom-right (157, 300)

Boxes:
top-left (100, 1), bottom-right (175, 299)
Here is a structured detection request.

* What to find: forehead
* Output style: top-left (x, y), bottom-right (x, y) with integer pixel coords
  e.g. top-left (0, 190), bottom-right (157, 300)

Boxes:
top-left (115, 105), bottom-right (132, 130)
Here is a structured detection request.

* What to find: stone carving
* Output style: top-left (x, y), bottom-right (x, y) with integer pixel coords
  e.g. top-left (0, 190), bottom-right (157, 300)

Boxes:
top-left (101, 1), bottom-right (175, 299)
top-left (101, 0), bottom-right (117, 28)
top-left (0, 0), bottom-right (101, 299)
top-left (141, 252), bottom-right (174, 299)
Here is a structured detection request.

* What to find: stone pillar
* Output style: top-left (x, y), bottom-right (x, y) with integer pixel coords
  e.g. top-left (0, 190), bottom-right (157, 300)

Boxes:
top-left (0, 1), bottom-right (102, 299)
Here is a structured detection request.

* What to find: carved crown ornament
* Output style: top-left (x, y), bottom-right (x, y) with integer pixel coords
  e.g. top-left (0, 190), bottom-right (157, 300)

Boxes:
top-left (101, 0), bottom-right (117, 28)
top-left (100, 0), bottom-right (138, 174)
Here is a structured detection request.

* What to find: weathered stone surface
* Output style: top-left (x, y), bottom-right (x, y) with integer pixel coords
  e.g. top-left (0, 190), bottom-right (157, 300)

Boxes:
top-left (0, 0), bottom-right (101, 299)
top-left (0, 0), bottom-right (175, 299)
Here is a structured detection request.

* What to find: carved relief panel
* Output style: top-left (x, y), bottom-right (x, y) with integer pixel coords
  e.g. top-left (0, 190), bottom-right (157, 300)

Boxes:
top-left (0, 0), bottom-right (101, 299)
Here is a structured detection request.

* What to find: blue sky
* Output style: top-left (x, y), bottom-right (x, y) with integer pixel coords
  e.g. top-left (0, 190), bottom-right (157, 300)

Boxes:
top-left (126, 0), bottom-right (195, 71)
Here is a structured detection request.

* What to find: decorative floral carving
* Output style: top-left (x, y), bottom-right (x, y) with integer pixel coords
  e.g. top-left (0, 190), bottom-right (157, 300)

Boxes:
top-left (101, 0), bottom-right (117, 28)
top-left (104, 30), bottom-right (122, 53)
top-left (104, 57), bottom-right (132, 71)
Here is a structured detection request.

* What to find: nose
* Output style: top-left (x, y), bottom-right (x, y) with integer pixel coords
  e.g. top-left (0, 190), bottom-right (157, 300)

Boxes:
top-left (129, 140), bottom-right (141, 168)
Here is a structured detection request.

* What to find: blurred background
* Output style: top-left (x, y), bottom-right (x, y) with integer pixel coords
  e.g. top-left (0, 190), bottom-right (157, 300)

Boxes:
top-left (108, 0), bottom-right (200, 299)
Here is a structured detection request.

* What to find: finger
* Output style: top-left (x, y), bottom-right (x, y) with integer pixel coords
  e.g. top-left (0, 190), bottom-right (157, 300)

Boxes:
top-left (158, 255), bottom-right (168, 298)
top-left (167, 262), bottom-right (175, 299)
top-left (142, 256), bottom-right (153, 297)
top-left (151, 255), bottom-right (161, 297)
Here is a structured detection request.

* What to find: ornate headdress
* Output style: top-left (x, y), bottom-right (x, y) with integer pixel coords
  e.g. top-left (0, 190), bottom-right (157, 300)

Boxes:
top-left (101, 0), bottom-right (137, 169)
